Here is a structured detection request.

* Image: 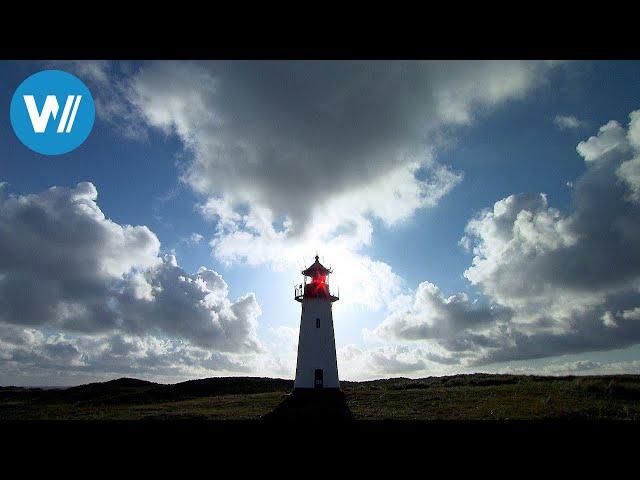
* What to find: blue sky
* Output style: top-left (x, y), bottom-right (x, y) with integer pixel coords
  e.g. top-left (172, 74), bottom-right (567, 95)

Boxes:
top-left (1, 61), bottom-right (640, 385)
top-left (371, 62), bottom-right (640, 291)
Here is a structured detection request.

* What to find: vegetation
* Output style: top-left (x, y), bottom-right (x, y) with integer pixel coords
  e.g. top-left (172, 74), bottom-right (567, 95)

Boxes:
top-left (2, 374), bottom-right (640, 421)
top-left (342, 374), bottom-right (640, 421)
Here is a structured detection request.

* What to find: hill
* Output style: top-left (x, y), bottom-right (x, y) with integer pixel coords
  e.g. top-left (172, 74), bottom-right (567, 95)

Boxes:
top-left (2, 373), bottom-right (640, 421)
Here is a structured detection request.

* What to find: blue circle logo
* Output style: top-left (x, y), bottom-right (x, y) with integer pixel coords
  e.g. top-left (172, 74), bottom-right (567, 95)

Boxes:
top-left (10, 70), bottom-right (95, 155)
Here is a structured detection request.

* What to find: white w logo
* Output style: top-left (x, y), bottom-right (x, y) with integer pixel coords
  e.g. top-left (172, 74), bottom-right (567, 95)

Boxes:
top-left (23, 95), bottom-right (82, 133)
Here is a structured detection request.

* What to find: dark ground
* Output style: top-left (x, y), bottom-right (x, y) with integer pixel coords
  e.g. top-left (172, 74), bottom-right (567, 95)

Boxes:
top-left (2, 373), bottom-right (640, 421)
top-left (4, 374), bottom-right (640, 463)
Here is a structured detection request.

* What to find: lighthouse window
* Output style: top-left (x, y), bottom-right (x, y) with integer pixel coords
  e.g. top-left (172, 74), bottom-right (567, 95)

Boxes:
top-left (316, 318), bottom-right (320, 328)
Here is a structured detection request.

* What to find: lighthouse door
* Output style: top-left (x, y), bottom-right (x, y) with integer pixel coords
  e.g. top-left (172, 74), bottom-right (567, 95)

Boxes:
top-left (314, 369), bottom-right (324, 389)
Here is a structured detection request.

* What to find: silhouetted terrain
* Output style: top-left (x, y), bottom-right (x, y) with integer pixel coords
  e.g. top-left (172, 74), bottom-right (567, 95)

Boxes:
top-left (264, 389), bottom-right (353, 421)
top-left (2, 374), bottom-right (640, 421)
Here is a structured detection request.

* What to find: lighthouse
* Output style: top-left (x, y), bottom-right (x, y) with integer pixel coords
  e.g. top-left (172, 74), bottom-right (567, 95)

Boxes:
top-left (293, 255), bottom-right (340, 390)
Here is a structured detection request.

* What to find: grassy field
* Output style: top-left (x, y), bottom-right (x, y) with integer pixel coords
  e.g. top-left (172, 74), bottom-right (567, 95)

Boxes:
top-left (2, 374), bottom-right (640, 421)
top-left (344, 374), bottom-right (640, 421)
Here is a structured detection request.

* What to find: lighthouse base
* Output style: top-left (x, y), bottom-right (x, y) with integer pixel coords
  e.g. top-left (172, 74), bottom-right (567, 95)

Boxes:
top-left (263, 389), bottom-right (352, 421)
top-left (292, 387), bottom-right (341, 394)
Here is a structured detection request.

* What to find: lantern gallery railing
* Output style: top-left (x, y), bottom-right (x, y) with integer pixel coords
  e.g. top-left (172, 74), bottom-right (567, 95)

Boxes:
top-left (296, 255), bottom-right (339, 302)
top-left (294, 282), bottom-right (339, 302)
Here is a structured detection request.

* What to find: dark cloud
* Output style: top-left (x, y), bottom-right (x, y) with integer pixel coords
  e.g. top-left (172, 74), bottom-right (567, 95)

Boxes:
top-left (463, 113), bottom-right (640, 312)
top-left (369, 350), bottom-right (426, 374)
top-left (375, 281), bottom-right (511, 341)
top-left (0, 324), bottom-right (253, 385)
top-left (116, 259), bottom-right (262, 351)
top-left (376, 110), bottom-right (640, 365)
top-left (0, 182), bottom-right (160, 331)
top-left (60, 61), bottom-right (561, 315)
top-left (0, 182), bottom-right (263, 382)
top-left (116, 61), bottom-right (558, 271)
top-left (128, 62), bottom-right (553, 224)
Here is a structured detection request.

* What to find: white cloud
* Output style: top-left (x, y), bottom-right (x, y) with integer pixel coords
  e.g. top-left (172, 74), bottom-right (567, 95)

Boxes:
top-left (493, 359), bottom-right (640, 376)
top-left (462, 192), bottom-right (582, 320)
top-left (5, 61), bottom-right (588, 382)
top-left (0, 182), bottom-right (160, 331)
top-left (338, 344), bottom-right (428, 379)
top-left (622, 307), bottom-right (640, 321)
top-left (601, 311), bottom-right (618, 329)
top-left (0, 182), bottom-right (265, 382)
top-left (54, 60), bottom-right (150, 141)
top-left (553, 114), bottom-right (583, 130)
top-left (336, 342), bottom-right (468, 379)
top-left (618, 156), bottom-right (640, 203)
top-left (117, 61), bottom-right (558, 310)
top-left (271, 325), bottom-right (298, 345)
top-left (0, 325), bottom-right (255, 384)
top-left (616, 111), bottom-right (640, 203)
top-left (373, 109), bottom-right (640, 366)
top-left (576, 120), bottom-right (628, 162)
top-left (371, 281), bottom-right (509, 342)
top-left (180, 232), bottom-right (204, 246)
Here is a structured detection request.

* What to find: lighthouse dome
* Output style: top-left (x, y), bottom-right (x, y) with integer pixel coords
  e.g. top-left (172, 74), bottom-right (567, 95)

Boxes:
top-left (301, 255), bottom-right (332, 277)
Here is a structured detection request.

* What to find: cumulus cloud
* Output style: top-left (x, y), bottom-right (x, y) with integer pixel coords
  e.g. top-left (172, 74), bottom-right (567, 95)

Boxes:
top-left (6, 61), bottom-right (587, 382)
top-left (373, 109), bottom-right (640, 366)
top-left (0, 182), bottom-right (160, 331)
top-left (553, 114), bottom-right (583, 130)
top-left (115, 258), bottom-right (262, 351)
top-left (338, 344), bottom-right (430, 378)
top-left (617, 110), bottom-right (640, 203)
top-left (52, 60), bottom-right (150, 141)
top-left (27, 61), bottom-right (560, 329)
top-left (495, 359), bottom-right (640, 376)
top-left (369, 347), bottom-right (427, 374)
top-left (0, 182), bottom-right (263, 382)
top-left (127, 61), bottom-right (553, 228)
top-left (576, 120), bottom-right (628, 162)
top-left (372, 281), bottom-right (510, 341)
top-left (109, 60), bottom-right (558, 310)
top-left (0, 324), bottom-right (254, 385)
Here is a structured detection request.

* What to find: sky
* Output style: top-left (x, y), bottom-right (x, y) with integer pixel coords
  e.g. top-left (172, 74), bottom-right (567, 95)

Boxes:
top-left (1, 60), bottom-right (640, 386)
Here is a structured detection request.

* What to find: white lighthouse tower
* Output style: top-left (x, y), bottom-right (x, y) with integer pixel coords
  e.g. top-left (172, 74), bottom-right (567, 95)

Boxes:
top-left (293, 255), bottom-right (340, 391)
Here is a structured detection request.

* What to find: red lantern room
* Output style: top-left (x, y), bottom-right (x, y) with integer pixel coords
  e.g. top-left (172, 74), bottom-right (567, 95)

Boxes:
top-left (295, 255), bottom-right (339, 302)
